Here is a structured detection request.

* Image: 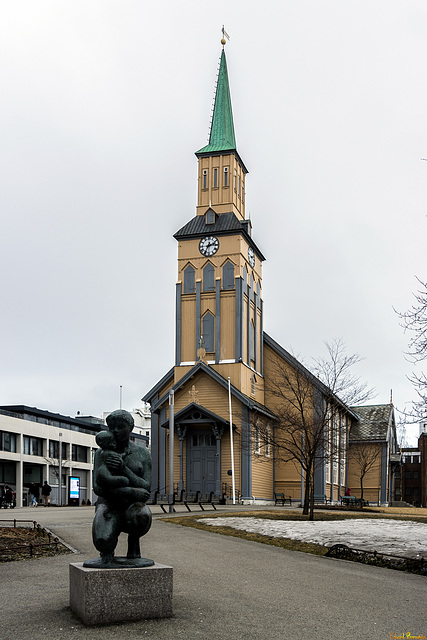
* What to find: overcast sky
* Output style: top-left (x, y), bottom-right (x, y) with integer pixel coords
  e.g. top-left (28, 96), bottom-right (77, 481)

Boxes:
top-left (1, 2), bottom-right (426, 445)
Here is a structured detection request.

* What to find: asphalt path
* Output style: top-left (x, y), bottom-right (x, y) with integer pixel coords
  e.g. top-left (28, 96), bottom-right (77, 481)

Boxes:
top-left (0, 506), bottom-right (426, 640)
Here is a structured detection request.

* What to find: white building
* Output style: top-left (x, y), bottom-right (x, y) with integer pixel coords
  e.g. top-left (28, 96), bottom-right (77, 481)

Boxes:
top-left (0, 405), bottom-right (103, 507)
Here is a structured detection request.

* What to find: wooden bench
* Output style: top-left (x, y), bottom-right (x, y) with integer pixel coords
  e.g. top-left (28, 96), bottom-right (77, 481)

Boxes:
top-left (310, 494), bottom-right (330, 504)
top-left (341, 496), bottom-right (369, 507)
top-left (147, 490), bottom-right (175, 513)
top-left (183, 491), bottom-right (217, 512)
top-left (274, 493), bottom-right (292, 506)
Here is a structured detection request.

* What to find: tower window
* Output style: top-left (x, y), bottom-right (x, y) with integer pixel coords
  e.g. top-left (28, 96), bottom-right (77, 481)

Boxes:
top-left (203, 169), bottom-right (208, 190)
top-left (251, 374), bottom-right (256, 397)
top-left (234, 169), bottom-right (237, 191)
top-left (238, 176), bottom-right (241, 198)
top-left (222, 260), bottom-right (234, 290)
top-left (206, 209), bottom-right (215, 224)
top-left (203, 263), bottom-right (215, 292)
top-left (213, 168), bottom-right (218, 188)
top-left (202, 312), bottom-right (214, 352)
top-left (224, 166), bottom-right (229, 187)
top-left (184, 264), bottom-right (195, 293)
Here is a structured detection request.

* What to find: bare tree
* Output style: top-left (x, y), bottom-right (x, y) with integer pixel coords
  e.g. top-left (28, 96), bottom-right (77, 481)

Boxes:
top-left (348, 442), bottom-right (382, 505)
top-left (396, 277), bottom-right (427, 420)
top-left (259, 339), bottom-right (374, 520)
top-left (312, 339), bottom-right (375, 407)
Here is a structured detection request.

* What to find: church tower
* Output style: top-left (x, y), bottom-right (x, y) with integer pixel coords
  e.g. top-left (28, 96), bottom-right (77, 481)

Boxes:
top-left (174, 44), bottom-right (265, 404)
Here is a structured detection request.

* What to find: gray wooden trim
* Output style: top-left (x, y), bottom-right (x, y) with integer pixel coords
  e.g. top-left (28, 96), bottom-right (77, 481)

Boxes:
top-left (150, 406), bottom-right (160, 492)
top-left (195, 280), bottom-right (201, 359)
top-left (241, 406), bottom-right (252, 497)
top-left (246, 277), bottom-right (252, 365)
top-left (254, 290), bottom-right (258, 372)
top-left (381, 443), bottom-right (388, 503)
top-left (235, 277), bottom-right (243, 362)
top-left (158, 406), bottom-right (167, 493)
top-left (175, 282), bottom-right (182, 366)
top-left (260, 300), bottom-right (264, 375)
top-left (215, 279), bottom-right (221, 364)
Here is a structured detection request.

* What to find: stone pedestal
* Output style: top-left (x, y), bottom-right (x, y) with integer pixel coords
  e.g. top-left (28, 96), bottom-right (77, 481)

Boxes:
top-left (69, 562), bottom-right (173, 625)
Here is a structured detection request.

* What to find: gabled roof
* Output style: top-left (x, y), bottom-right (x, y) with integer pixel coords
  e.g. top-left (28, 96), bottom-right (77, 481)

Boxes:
top-left (350, 404), bottom-right (395, 442)
top-left (174, 211), bottom-right (265, 261)
top-left (160, 402), bottom-right (231, 429)
top-left (263, 333), bottom-right (360, 420)
top-left (145, 361), bottom-right (276, 421)
top-left (141, 367), bottom-right (174, 404)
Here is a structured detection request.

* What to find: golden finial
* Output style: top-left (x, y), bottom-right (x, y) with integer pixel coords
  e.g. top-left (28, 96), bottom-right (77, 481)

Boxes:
top-left (221, 26), bottom-right (230, 48)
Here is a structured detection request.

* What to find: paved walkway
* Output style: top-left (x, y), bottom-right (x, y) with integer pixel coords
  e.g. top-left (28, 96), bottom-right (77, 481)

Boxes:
top-left (0, 505), bottom-right (426, 640)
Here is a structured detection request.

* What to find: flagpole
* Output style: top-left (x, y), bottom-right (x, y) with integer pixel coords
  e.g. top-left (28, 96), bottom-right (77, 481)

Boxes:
top-left (228, 377), bottom-right (236, 505)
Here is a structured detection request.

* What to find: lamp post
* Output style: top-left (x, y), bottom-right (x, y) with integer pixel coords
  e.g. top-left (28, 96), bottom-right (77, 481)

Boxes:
top-left (169, 390), bottom-right (175, 513)
top-left (58, 432), bottom-right (63, 507)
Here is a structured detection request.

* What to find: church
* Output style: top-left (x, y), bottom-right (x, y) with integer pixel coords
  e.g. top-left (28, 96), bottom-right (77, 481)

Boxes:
top-left (143, 41), bottom-right (399, 506)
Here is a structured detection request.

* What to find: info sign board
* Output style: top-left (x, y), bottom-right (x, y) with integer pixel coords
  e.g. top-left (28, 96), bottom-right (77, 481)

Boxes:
top-left (68, 476), bottom-right (80, 506)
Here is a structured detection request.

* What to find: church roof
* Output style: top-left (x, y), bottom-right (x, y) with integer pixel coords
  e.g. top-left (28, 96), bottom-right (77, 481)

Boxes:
top-left (174, 211), bottom-right (265, 261)
top-left (143, 361), bottom-right (276, 421)
top-left (196, 50), bottom-right (236, 156)
top-left (350, 404), bottom-right (394, 442)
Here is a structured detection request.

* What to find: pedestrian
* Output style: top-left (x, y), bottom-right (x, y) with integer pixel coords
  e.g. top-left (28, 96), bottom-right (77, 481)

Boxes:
top-left (345, 487), bottom-right (351, 496)
top-left (4, 486), bottom-right (14, 509)
top-left (41, 481), bottom-right (52, 506)
top-left (29, 482), bottom-right (38, 507)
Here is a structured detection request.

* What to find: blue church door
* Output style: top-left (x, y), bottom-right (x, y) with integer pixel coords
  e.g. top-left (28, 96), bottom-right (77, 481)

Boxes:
top-left (188, 431), bottom-right (217, 494)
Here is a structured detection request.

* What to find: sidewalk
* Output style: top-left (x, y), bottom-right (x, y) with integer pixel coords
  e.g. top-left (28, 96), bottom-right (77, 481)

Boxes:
top-left (0, 506), bottom-right (426, 640)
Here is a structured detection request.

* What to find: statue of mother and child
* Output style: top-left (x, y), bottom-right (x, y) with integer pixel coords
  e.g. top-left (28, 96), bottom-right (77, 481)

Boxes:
top-left (84, 409), bottom-right (154, 568)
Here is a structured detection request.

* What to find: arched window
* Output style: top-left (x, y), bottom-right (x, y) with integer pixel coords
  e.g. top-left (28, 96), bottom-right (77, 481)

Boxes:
top-left (249, 319), bottom-right (255, 363)
top-left (202, 312), bottom-right (214, 352)
top-left (203, 263), bottom-right (215, 292)
top-left (183, 265), bottom-right (195, 293)
top-left (222, 261), bottom-right (234, 290)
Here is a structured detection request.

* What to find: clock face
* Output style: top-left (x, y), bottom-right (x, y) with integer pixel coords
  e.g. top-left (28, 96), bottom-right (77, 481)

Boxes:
top-left (248, 246), bottom-right (255, 268)
top-left (199, 236), bottom-right (219, 257)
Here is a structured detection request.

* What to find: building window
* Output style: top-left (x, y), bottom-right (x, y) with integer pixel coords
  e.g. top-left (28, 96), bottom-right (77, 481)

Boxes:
top-left (234, 169), bottom-right (237, 191)
top-left (405, 487), bottom-right (411, 496)
top-left (394, 471), bottom-right (401, 479)
top-left (222, 261), bottom-right (234, 290)
top-left (184, 265), bottom-right (195, 293)
top-left (203, 263), bottom-right (215, 292)
top-left (254, 423), bottom-right (261, 455)
top-left (0, 431), bottom-right (17, 453)
top-left (203, 169), bottom-right (208, 190)
top-left (202, 313), bottom-right (215, 352)
top-left (49, 440), bottom-right (67, 459)
top-left (413, 470), bottom-right (419, 479)
top-left (206, 209), bottom-right (215, 224)
top-left (72, 445), bottom-right (88, 463)
top-left (213, 168), bottom-right (218, 188)
top-left (224, 166), bottom-right (229, 187)
top-left (23, 436), bottom-right (43, 456)
top-left (405, 471), bottom-right (411, 479)
top-left (264, 427), bottom-right (271, 457)
top-left (251, 374), bottom-right (256, 397)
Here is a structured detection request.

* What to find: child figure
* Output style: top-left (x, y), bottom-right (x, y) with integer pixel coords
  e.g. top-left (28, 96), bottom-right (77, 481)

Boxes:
top-left (95, 430), bottom-right (130, 492)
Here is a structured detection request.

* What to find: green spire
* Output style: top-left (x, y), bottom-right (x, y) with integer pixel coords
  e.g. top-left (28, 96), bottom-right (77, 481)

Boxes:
top-left (196, 50), bottom-right (236, 155)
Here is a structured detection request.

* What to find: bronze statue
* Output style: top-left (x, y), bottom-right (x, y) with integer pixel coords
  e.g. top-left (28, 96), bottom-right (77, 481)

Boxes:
top-left (83, 409), bottom-right (153, 568)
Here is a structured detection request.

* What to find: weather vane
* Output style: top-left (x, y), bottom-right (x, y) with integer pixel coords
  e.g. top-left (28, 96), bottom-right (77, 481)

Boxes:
top-left (221, 25), bottom-right (230, 48)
